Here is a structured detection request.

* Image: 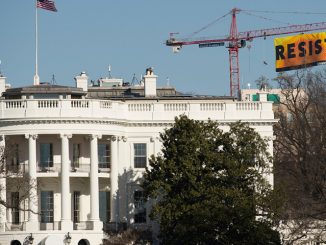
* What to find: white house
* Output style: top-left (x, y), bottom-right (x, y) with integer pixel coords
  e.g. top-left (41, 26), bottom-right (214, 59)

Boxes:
top-left (0, 69), bottom-right (275, 245)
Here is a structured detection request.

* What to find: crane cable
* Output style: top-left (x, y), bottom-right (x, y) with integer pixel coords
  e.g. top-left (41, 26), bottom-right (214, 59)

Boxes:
top-left (186, 10), bottom-right (230, 38)
top-left (241, 11), bottom-right (291, 26)
top-left (242, 10), bottom-right (326, 15)
top-left (184, 9), bottom-right (326, 40)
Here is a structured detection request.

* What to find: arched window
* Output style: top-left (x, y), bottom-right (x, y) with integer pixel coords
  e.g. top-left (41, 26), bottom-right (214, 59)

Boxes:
top-left (11, 240), bottom-right (21, 245)
top-left (78, 239), bottom-right (90, 245)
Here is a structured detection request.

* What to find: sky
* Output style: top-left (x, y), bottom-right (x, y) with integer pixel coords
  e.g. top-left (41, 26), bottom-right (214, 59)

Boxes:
top-left (0, 0), bottom-right (326, 96)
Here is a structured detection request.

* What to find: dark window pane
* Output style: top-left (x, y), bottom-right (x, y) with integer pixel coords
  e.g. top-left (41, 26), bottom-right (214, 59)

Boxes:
top-left (40, 143), bottom-right (53, 168)
top-left (72, 144), bottom-right (80, 168)
top-left (11, 192), bottom-right (19, 224)
top-left (41, 191), bottom-right (53, 223)
top-left (98, 143), bottom-right (110, 168)
top-left (134, 143), bottom-right (146, 168)
top-left (73, 191), bottom-right (80, 223)
top-left (134, 211), bottom-right (146, 223)
top-left (134, 190), bottom-right (146, 223)
top-left (99, 191), bottom-right (110, 223)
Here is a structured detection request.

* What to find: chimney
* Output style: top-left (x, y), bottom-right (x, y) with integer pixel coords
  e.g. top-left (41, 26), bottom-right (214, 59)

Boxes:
top-left (143, 67), bottom-right (157, 97)
top-left (75, 71), bottom-right (88, 92)
top-left (257, 90), bottom-right (268, 102)
top-left (0, 75), bottom-right (6, 97)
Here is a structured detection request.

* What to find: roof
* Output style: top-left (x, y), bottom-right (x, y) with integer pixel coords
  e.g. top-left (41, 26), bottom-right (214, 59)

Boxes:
top-left (2, 83), bottom-right (235, 101)
top-left (3, 84), bottom-right (86, 97)
top-left (87, 86), bottom-right (235, 101)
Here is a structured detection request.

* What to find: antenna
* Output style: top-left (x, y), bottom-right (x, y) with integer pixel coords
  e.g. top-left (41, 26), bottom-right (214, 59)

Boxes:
top-left (108, 64), bottom-right (112, 79)
top-left (51, 74), bottom-right (57, 85)
top-left (0, 60), bottom-right (2, 76)
top-left (131, 73), bottom-right (138, 86)
top-left (140, 74), bottom-right (144, 85)
top-left (166, 77), bottom-right (170, 87)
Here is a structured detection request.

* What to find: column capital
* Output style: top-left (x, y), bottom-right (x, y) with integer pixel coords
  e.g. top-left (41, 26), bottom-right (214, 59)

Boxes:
top-left (60, 134), bottom-right (72, 139)
top-left (91, 134), bottom-right (102, 140)
top-left (110, 135), bottom-right (127, 142)
top-left (25, 134), bottom-right (38, 140)
top-left (118, 136), bottom-right (127, 142)
top-left (150, 136), bottom-right (161, 142)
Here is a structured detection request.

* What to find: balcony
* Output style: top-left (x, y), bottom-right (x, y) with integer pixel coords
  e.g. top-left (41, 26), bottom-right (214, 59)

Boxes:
top-left (0, 98), bottom-right (274, 122)
top-left (5, 222), bottom-right (24, 231)
top-left (6, 164), bottom-right (28, 174)
top-left (40, 221), bottom-right (60, 231)
top-left (73, 221), bottom-right (93, 230)
top-left (3, 221), bottom-right (99, 231)
top-left (5, 163), bottom-right (110, 176)
top-left (70, 163), bottom-right (90, 173)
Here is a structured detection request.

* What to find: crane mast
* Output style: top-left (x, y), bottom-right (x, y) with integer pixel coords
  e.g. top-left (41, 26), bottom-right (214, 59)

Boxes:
top-left (166, 8), bottom-right (326, 97)
top-left (229, 8), bottom-right (240, 99)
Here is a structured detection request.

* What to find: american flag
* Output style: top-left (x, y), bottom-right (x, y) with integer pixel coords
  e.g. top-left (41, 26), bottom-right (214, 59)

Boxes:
top-left (37, 0), bottom-right (57, 12)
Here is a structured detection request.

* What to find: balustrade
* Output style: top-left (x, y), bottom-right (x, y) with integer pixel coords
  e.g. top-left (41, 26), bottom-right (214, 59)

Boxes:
top-left (5, 100), bottom-right (25, 109)
top-left (200, 103), bottom-right (224, 111)
top-left (100, 101), bottom-right (112, 109)
top-left (236, 102), bottom-right (260, 110)
top-left (128, 103), bottom-right (151, 111)
top-left (38, 100), bottom-right (58, 108)
top-left (40, 221), bottom-right (61, 231)
top-left (71, 100), bottom-right (89, 108)
top-left (73, 221), bottom-right (93, 230)
top-left (5, 222), bottom-right (24, 231)
top-left (164, 103), bottom-right (188, 111)
top-left (0, 99), bottom-right (272, 120)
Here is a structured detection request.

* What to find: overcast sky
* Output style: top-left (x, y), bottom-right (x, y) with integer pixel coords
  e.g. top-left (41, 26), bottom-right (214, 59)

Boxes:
top-left (0, 0), bottom-right (326, 95)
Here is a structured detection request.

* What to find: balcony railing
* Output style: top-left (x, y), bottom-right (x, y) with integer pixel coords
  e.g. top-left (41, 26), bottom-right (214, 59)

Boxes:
top-left (6, 164), bottom-right (28, 174)
top-left (37, 163), bottom-right (60, 173)
top-left (40, 221), bottom-right (60, 230)
top-left (70, 164), bottom-right (90, 173)
top-left (3, 221), bottom-right (99, 231)
top-left (5, 163), bottom-right (110, 174)
top-left (103, 222), bottom-right (127, 233)
top-left (5, 222), bottom-right (24, 231)
top-left (73, 221), bottom-right (93, 230)
top-left (0, 99), bottom-right (274, 121)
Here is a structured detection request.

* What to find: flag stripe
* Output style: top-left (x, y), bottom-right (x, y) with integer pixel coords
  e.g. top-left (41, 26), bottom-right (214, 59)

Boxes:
top-left (37, 0), bottom-right (57, 12)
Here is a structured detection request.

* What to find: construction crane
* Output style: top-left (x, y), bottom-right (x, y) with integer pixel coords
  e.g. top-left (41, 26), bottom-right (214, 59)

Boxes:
top-left (166, 8), bottom-right (326, 97)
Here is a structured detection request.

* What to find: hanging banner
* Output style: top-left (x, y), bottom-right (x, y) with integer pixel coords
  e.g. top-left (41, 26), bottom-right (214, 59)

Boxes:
top-left (274, 32), bottom-right (326, 72)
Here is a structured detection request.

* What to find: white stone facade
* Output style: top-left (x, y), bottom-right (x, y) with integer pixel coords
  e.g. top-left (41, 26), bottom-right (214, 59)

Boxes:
top-left (0, 72), bottom-right (275, 245)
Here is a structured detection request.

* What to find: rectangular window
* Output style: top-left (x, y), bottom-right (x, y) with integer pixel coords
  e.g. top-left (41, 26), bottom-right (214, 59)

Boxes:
top-left (11, 144), bottom-right (19, 166)
top-left (98, 143), bottom-right (110, 168)
top-left (99, 191), bottom-right (110, 223)
top-left (134, 143), bottom-right (147, 168)
top-left (134, 190), bottom-right (146, 223)
top-left (73, 191), bottom-right (80, 223)
top-left (11, 192), bottom-right (19, 224)
top-left (40, 143), bottom-right (53, 168)
top-left (72, 144), bottom-right (81, 168)
top-left (41, 191), bottom-right (54, 223)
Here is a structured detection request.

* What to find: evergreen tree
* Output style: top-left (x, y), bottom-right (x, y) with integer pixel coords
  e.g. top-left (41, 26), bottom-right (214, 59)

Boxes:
top-left (142, 115), bottom-right (281, 245)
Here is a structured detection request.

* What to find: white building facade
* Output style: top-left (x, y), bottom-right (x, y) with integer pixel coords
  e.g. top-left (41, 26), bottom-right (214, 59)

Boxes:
top-left (0, 70), bottom-right (275, 245)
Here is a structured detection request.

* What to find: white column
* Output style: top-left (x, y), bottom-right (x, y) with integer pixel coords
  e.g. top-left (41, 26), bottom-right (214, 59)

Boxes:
top-left (110, 135), bottom-right (118, 222)
top-left (0, 135), bottom-right (6, 232)
top-left (0, 176), bottom-right (5, 232)
top-left (25, 134), bottom-right (39, 231)
top-left (89, 134), bottom-right (102, 229)
top-left (60, 134), bottom-right (73, 230)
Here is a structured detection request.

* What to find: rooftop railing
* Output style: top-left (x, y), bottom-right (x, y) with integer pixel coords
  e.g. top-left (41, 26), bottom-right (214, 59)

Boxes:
top-left (0, 98), bottom-right (274, 121)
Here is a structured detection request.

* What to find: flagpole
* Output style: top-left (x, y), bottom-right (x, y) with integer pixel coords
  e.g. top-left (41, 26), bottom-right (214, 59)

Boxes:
top-left (34, 0), bottom-right (40, 85)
